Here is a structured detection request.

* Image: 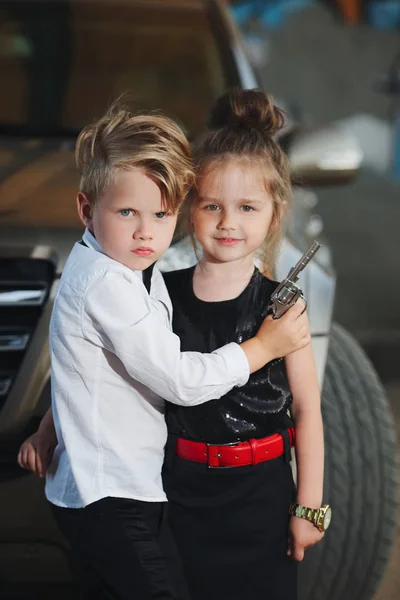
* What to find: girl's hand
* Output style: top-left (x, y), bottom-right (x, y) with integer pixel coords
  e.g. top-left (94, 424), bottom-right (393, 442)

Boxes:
top-left (287, 515), bottom-right (324, 562)
top-left (17, 430), bottom-right (57, 478)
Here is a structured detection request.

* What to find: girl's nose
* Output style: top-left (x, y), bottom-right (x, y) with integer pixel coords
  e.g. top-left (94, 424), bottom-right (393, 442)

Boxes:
top-left (217, 211), bottom-right (236, 231)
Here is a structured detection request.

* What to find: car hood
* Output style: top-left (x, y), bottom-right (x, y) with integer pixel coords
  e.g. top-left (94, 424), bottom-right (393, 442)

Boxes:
top-left (0, 137), bottom-right (81, 227)
top-left (0, 137), bottom-right (87, 268)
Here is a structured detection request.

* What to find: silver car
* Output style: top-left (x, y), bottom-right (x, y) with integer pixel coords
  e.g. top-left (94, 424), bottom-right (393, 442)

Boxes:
top-left (0, 2), bottom-right (397, 599)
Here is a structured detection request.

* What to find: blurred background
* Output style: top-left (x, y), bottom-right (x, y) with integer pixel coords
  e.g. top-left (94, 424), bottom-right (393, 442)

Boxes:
top-left (234, 0), bottom-right (400, 374)
top-left (0, 0), bottom-right (399, 599)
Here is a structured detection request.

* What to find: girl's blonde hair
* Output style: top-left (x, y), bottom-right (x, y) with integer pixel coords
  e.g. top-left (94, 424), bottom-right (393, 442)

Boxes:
top-left (75, 98), bottom-right (195, 213)
top-left (187, 88), bottom-right (291, 274)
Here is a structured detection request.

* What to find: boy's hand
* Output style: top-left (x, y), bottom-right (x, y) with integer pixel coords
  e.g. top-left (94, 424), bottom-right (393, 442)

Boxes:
top-left (257, 300), bottom-right (311, 361)
top-left (17, 430), bottom-right (57, 478)
top-left (287, 515), bottom-right (324, 562)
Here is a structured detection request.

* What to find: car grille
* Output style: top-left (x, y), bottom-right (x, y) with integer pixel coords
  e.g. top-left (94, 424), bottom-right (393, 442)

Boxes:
top-left (0, 257), bottom-right (55, 409)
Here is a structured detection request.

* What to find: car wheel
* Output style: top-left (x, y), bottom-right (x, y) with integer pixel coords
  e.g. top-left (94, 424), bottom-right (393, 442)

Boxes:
top-left (299, 323), bottom-right (398, 600)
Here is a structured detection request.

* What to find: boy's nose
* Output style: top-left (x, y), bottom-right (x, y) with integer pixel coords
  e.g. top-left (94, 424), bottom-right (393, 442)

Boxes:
top-left (134, 220), bottom-right (153, 240)
top-left (137, 231), bottom-right (152, 240)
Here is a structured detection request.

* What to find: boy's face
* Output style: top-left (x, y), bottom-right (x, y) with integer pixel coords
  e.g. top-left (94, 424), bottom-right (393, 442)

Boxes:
top-left (77, 168), bottom-right (178, 271)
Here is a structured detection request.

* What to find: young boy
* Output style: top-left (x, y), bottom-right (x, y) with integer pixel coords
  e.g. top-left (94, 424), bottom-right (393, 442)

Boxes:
top-left (18, 102), bottom-right (310, 599)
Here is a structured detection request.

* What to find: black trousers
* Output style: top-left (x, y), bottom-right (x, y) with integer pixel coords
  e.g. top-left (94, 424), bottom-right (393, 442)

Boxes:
top-left (51, 497), bottom-right (191, 600)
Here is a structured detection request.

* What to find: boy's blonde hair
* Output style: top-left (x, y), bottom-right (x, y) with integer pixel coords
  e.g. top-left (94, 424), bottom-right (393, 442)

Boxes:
top-left (75, 99), bottom-right (195, 212)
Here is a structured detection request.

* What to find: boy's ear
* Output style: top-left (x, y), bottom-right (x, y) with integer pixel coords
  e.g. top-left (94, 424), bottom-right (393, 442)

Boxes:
top-left (76, 192), bottom-right (93, 229)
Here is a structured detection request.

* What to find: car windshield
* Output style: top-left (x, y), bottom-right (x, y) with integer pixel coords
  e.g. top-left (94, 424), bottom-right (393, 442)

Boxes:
top-left (0, 1), bottom-right (230, 137)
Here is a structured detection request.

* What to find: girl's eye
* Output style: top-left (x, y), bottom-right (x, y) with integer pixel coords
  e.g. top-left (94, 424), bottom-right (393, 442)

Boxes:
top-left (119, 209), bottom-right (134, 217)
top-left (205, 204), bottom-right (220, 211)
top-left (155, 211), bottom-right (167, 219)
top-left (241, 205), bottom-right (254, 212)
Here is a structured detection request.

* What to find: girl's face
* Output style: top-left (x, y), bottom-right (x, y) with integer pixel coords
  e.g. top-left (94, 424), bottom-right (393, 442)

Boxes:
top-left (192, 161), bottom-right (274, 266)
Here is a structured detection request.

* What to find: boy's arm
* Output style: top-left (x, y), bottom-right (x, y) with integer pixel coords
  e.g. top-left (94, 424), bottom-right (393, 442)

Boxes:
top-left (17, 407), bottom-right (57, 477)
top-left (37, 407), bottom-right (56, 439)
top-left (285, 344), bottom-right (325, 561)
top-left (83, 271), bottom-right (309, 407)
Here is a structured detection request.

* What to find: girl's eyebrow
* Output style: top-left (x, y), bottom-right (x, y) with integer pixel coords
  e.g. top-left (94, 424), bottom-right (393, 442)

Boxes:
top-left (238, 198), bottom-right (264, 205)
top-left (198, 196), bottom-right (219, 202)
top-left (198, 196), bottom-right (264, 204)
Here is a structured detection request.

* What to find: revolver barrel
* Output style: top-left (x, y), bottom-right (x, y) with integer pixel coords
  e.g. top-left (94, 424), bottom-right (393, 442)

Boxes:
top-left (289, 240), bottom-right (322, 282)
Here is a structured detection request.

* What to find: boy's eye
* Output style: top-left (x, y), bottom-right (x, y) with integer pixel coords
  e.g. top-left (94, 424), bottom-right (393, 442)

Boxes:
top-left (119, 209), bottom-right (134, 217)
top-left (241, 205), bottom-right (254, 212)
top-left (155, 211), bottom-right (167, 219)
top-left (205, 204), bottom-right (220, 211)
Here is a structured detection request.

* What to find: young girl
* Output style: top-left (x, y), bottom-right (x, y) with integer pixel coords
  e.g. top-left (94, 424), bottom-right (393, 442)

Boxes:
top-left (161, 89), bottom-right (326, 600)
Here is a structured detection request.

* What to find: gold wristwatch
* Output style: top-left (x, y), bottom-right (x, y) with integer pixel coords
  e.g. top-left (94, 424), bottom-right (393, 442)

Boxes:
top-left (289, 502), bottom-right (332, 533)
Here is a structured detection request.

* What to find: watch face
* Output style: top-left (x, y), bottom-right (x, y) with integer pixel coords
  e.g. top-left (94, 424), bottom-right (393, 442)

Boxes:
top-left (323, 506), bottom-right (332, 530)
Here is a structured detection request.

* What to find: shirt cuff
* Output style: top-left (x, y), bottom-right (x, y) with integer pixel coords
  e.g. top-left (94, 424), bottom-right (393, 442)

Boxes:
top-left (214, 342), bottom-right (250, 387)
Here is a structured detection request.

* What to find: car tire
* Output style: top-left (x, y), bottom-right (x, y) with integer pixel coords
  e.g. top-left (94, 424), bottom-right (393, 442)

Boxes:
top-left (299, 323), bottom-right (398, 600)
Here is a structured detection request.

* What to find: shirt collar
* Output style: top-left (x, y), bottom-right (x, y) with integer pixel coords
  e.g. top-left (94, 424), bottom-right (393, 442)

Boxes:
top-left (81, 228), bottom-right (143, 282)
top-left (82, 228), bottom-right (104, 254)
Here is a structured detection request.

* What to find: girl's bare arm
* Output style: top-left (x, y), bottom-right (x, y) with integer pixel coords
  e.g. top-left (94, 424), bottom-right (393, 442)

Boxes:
top-left (286, 343), bottom-right (324, 507)
top-left (285, 341), bottom-right (325, 560)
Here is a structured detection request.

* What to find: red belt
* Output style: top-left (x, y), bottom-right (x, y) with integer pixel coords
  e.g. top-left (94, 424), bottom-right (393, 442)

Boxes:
top-left (176, 428), bottom-right (295, 468)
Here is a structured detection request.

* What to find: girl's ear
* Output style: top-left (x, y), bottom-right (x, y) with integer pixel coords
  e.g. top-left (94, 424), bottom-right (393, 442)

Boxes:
top-left (76, 193), bottom-right (93, 229)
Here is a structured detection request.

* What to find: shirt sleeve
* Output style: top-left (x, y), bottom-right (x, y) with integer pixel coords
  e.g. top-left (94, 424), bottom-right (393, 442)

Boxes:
top-left (82, 270), bottom-right (249, 406)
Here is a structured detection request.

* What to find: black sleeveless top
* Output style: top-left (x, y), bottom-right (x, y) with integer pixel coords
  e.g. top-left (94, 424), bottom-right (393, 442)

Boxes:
top-left (163, 266), bottom-right (293, 444)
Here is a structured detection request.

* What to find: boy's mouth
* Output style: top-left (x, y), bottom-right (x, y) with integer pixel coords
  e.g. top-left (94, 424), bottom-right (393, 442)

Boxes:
top-left (132, 247), bottom-right (155, 256)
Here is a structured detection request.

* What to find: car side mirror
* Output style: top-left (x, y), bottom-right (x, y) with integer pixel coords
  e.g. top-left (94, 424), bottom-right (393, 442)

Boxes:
top-left (285, 125), bottom-right (363, 187)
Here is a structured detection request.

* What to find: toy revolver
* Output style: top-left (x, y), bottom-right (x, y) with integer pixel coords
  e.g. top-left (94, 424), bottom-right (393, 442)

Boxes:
top-left (268, 240), bottom-right (322, 319)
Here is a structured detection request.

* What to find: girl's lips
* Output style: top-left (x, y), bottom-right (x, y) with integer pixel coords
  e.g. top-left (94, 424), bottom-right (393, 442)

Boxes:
top-left (132, 248), bottom-right (154, 256)
top-left (216, 238), bottom-right (241, 246)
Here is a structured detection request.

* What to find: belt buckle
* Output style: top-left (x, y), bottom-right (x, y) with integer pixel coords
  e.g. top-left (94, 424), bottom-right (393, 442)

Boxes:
top-left (206, 440), bottom-right (241, 469)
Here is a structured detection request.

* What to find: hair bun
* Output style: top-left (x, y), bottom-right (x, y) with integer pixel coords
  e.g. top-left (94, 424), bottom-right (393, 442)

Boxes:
top-left (207, 89), bottom-right (285, 136)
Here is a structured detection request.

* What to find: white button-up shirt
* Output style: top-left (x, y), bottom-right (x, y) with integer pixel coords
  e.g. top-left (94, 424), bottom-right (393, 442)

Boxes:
top-left (45, 229), bottom-right (249, 507)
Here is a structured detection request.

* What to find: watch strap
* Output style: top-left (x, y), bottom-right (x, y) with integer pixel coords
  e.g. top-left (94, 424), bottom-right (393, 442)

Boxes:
top-left (289, 502), bottom-right (318, 525)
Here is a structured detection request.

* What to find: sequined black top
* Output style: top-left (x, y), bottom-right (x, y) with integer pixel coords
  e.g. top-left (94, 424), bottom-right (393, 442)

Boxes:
top-left (163, 266), bottom-right (293, 444)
